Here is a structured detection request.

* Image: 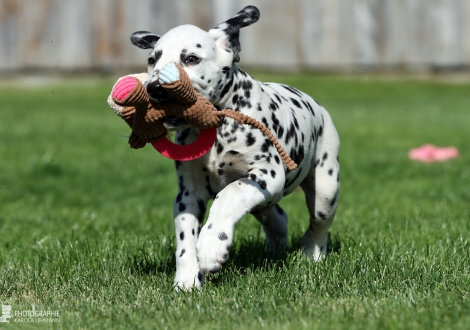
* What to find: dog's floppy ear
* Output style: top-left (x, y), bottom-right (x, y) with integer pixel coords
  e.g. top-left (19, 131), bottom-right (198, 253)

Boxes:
top-left (208, 6), bottom-right (260, 62)
top-left (130, 31), bottom-right (161, 49)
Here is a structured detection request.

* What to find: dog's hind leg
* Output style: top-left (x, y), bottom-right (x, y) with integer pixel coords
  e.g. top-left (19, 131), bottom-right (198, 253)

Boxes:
top-left (251, 204), bottom-right (288, 254)
top-left (300, 118), bottom-right (340, 260)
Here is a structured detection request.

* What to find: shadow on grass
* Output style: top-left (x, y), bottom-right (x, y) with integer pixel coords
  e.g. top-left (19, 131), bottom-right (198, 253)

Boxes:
top-left (129, 239), bottom-right (176, 276)
top-left (206, 232), bottom-right (342, 286)
top-left (130, 254), bottom-right (174, 276)
top-left (129, 232), bottom-right (342, 284)
top-left (228, 231), bottom-right (342, 271)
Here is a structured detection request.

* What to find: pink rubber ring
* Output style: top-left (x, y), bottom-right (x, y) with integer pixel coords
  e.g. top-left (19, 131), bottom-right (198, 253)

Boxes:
top-left (151, 127), bottom-right (217, 161)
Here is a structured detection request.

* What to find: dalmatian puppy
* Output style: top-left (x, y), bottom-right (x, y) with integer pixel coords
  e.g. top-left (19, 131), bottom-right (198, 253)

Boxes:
top-left (130, 5), bottom-right (340, 290)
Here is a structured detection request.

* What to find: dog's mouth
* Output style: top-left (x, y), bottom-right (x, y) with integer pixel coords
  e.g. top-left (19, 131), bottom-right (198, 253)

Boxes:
top-left (146, 77), bottom-right (198, 131)
top-left (146, 82), bottom-right (189, 131)
top-left (163, 116), bottom-right (189, 131)
top-left (146, 82), bottom-right (176, 104)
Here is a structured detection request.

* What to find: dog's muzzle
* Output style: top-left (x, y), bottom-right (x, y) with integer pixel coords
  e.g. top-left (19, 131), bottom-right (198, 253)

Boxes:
top-left (146, 80), bottom-right (170, 102)
top-left (146, 80), bottom-right (189, 131)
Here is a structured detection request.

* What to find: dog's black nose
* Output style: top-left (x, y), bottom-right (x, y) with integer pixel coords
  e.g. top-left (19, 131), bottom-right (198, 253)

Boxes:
top-left (146, 81), bottom-right (168, 101)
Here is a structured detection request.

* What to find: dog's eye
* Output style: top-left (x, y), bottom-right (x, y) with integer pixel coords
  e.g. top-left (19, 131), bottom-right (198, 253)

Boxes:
top-left (184, 55), bottom-right (201, 65)
top-left (148, 57), bottom-right (156, 65)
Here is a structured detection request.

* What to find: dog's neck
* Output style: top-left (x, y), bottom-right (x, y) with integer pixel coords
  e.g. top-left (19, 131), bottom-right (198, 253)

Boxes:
top-left (174, 65), bottom-right (262, 146)
top-left (214, 65), bottom-right (260, 111)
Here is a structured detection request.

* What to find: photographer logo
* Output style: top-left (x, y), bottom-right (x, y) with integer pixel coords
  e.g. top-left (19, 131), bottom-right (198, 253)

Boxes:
top-left (0, 305), bottom-right (12, 323)
top-left (0, 304), bottom-right (60, 323)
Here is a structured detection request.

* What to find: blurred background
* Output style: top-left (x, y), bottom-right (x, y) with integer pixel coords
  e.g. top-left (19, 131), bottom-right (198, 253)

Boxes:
top-left (1, 0), bottom-right (469, 75)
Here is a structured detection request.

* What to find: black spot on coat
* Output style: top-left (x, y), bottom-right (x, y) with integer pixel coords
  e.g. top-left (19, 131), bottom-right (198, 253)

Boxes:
top-left (245, 132), bottom-right (256, 146)
top-left (197, 199), bottom-right (206, 224)
top-left (261, 139), bottom-right (272, 152)
top-left (282, 85), bottom-right (303, 97)
top-left (218, 232), bottom-right (228, 240)
top-left (257, 179), bottom-right (267, 190)
top-left (217, 143), bottom-right (224, 154)
top-left (291, 98), bottom-right (302, 108)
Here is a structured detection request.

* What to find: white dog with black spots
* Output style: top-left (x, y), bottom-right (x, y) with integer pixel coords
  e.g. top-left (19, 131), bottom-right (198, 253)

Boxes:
top-left (127, 5), bottom-right (340, 290)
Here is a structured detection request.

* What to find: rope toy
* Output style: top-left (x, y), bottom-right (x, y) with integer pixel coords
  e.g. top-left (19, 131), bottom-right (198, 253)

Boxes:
top-left (107, 62), bottom-right (297, 170)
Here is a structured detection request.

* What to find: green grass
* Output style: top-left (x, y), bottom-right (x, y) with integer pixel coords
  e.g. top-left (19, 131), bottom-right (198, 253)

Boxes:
top-left (0, 73), bottom-right (469, 329)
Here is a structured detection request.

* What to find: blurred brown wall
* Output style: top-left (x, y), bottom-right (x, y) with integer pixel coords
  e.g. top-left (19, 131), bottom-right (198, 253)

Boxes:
top-left (1, 0), bottom-right (469, 73)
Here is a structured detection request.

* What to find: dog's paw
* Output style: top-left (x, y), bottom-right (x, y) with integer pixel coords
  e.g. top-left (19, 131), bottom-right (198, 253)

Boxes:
top-left (264, 236), bottom-right (288, 255)
top-left (301, 231), bottom-right (328, 262)
top-left (196, 228), bottom-right (231, 273)
top-left (174, 271), bottom-right (204, 291)
top-left (158, 62), bottom-right (180, 84)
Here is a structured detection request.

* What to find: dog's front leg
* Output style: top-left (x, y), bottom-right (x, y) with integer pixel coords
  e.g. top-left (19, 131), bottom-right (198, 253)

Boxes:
top-left (197, 168), bottom-right (285, 273)
top-left (172, 176), bottom-right (209, 290)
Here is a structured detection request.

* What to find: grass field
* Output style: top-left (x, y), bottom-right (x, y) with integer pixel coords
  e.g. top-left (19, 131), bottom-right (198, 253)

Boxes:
top-left (0, 72), bottom-right (469, 329)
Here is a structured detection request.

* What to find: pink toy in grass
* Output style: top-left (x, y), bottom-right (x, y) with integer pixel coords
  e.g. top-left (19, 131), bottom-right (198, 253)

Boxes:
top-left (408, 144), bottom-right (459, 163)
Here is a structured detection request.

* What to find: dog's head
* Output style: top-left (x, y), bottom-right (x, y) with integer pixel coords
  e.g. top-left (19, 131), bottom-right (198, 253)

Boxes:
top-left (130, 5), bottom-right (260, 114)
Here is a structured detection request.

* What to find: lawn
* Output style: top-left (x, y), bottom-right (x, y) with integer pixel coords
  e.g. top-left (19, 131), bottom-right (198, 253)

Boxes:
top-left (0, 72), bottom-right (469, 329)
